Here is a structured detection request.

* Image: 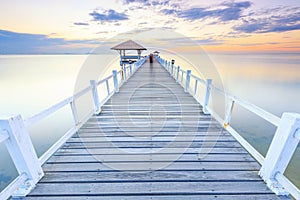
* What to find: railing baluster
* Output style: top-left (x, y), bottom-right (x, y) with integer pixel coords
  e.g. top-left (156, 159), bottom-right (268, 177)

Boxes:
top-left (259, 112), bottom-right (300, 195)
top-left (176, 66), bottom-right (180, 83)
top-left (106, 79), bottom-right (110, 95)
top-left (167, 61), bottom-right (169, 71)
top-left (0, 115), bottom-right (44, 197)
top-left (123, 66), bottom-right (127, 80)
top-left (112, 70), bottom-right (119, 93)
top-left (224, 98), bottom-right (235, 127)
top-left (203, 79), bottom-right (212, 114)
top-left (90, 80), bottom-right (101, 114)
top-left (129, 64), bottom-right (132, 76)
top-left (70, 100), bottom-right (79, 126)
top-left (185, 70), bottom-right (191, 93)
top-left (194, 79), bottom-right (198, 95)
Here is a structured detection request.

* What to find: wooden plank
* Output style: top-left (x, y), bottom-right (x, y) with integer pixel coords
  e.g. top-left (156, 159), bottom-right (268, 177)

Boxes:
top-left (55, 147), bottom-right (248, 155)
top-left (61, 141), bottom-right (242, 148)
top-left (67, 135), bottom-right (235, 142)
top-left (29, 182), bottom-right (272, 195)
top-left (84, 122), bottom-right (218, 126)
top-left (47, 153), bottom-right (255, 163)
top-left (77, 128), bottom-right (226, 133)
top-left (101, 104), bottom-right (202, 107)
top-left (73, 133), bottom-right (232, 138)
top-left (39, 170), bottom-right (262, 182)
top-left (42, 162), bottom-right (260, 172)
top-left (26, 194), bottom-right (286, 200)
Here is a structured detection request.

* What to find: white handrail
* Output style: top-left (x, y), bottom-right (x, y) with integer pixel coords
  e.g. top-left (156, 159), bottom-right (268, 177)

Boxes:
top-left (24, 97), bottom-right (73, 127)
top-left (0, 56), bottom-right (148, 199)
top-left (190, 74), bottom-right (206, 84)
top-left (73, 85), bottom-right (91, 99)
top-left (155, 55), bottom-right (299, 199)
top-left (210, 85), bottom-right (281, 127)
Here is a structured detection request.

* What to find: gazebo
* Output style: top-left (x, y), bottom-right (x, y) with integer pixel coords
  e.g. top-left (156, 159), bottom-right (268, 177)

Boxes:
top-left (153, 51), bottom-right (160, 56)
top-left (111, 40), bottom-right (147, 66)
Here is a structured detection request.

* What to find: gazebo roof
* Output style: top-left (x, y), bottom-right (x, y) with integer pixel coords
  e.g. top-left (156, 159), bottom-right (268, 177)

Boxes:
top-left (111, 40), bottom-right (147, 50)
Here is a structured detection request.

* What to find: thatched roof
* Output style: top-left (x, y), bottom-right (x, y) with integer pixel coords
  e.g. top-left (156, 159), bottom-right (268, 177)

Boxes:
top-left (111, 40), bottom-right (147, 50)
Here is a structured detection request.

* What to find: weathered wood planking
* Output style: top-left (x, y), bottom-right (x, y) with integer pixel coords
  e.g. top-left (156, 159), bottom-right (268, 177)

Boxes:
top-left (26, 195), bottom-right (289, 200)
top-left (27, 58), bottom-right (283, 199)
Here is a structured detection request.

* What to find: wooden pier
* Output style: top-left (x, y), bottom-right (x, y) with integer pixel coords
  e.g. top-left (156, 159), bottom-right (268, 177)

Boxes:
top-left (25, 58), bottom-right (285, 199)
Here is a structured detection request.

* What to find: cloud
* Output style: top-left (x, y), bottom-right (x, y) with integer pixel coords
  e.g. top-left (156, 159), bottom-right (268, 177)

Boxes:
top-left (161, 9), bottom-right (177, 15)
top-left (161, 1), bottom-right (251, 22)
top-left (156, 36), bottom-right (223, 46)
top-left (0, 29), bottom-right (96, 54)
top-left (123, 0), bottom-right (170, 6)
top-left (90, 10), bottom-right (128, 22)
top-left (124, 0), bottom-right (150, 6)
top-left (235, 9), bottom-right (300, 33)
top-left (74, 22), bottom-right (89, 26)
top-left (195, 38), bottom-right (224, 45)
top-left (124, 0), bottom-right (148, 3)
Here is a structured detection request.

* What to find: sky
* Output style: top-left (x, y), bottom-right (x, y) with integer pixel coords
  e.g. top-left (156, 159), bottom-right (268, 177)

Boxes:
top-left (0, 0), bottom-right (299, 54)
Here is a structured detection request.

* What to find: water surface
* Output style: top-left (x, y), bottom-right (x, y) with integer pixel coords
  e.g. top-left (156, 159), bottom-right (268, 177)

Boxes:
top-left (0, 53), bottom-right (299, 192)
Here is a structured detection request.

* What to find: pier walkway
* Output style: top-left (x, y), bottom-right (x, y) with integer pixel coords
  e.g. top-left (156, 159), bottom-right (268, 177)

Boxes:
top-left (26, 58), bottom-right (284, 199)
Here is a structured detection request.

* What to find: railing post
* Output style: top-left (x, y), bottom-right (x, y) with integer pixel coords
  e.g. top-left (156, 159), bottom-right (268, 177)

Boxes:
top-left (259, 112), bottom-right (300, 195)
top-left (134, 62), bottom-right (137, 71)
top-left (70, 100), bottom-right (79, 126)
top-left (203, 79), bottom-right (212, 114)
top-left (90, 80), bottom-right (101, 114)
top-left (106, 79), bottom-right (110, 95)
top-left (123, 66), bottom-right (127, 80)
top-left (112, 70), bottom-right (119, 93)
top-left (176, 66), bottom-right (180, 83)
top-left (166, 61), bottom-right (168, 71)
top-left (224, 98), bottom-right (235, 127)
top-left (0, 115), bottom-right (44, 197)
top-left (129, 64), bottom-right (133, 76)
top-left (185, 70), bottom-right (191, 93)
top-left (194, 80), bottom-right (198, 95)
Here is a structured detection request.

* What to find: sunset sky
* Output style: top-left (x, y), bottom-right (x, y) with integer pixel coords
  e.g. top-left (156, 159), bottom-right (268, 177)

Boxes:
top-left (0, 0), bottom-right (299, 54)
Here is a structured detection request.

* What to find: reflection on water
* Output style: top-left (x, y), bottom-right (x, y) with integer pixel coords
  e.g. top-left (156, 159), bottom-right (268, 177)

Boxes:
top-left (0, 53), bottom-right (299, 191)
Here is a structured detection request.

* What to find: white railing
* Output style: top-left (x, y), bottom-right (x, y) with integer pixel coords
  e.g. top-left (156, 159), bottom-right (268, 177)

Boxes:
top-left (0, 56), bottom-right (148, 200)
top-left (155, 55), bottom-right (300, 199)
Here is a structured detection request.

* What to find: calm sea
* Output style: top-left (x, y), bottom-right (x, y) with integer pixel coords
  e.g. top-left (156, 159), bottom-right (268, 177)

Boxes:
top-left (0, 53), bottom-right (299, 192)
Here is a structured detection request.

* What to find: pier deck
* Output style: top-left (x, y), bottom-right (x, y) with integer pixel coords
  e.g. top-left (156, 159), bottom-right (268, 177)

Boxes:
top-left (27, 59), bottom-right (284, 199)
